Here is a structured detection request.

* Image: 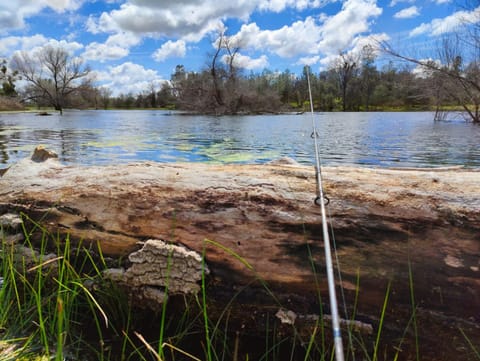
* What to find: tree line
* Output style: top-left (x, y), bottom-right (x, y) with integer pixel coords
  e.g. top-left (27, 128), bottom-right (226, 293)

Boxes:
top-left (1, 20), bottom-right (480, 123)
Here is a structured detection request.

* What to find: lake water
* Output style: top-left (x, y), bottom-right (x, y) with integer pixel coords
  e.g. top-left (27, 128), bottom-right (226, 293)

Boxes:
top-left (0, 110), bottom-right (479, 168)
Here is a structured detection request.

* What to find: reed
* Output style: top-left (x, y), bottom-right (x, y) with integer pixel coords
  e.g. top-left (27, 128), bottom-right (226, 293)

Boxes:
top-left (0, 214), bottom-right (112, 360)
top-left (459, 327), bottom-right (480, 360)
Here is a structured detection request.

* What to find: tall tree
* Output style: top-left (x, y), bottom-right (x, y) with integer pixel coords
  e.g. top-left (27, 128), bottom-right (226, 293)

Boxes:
top-left (209, 29), bottom-right (242, 113)
top-left (11, 45), bottom-right (91, 114)
top-left (332, 52), bottom-right (359, 111)
top-left (359, 45), bottom-right (378, 110)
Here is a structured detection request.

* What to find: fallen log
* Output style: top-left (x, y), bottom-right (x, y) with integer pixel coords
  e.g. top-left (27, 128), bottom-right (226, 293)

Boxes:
top-left (1, 147), bottom-right (479, 359)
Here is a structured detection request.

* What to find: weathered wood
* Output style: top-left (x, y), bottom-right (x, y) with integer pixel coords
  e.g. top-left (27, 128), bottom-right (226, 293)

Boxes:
top-left (1, 150), bottom-right (479, 359)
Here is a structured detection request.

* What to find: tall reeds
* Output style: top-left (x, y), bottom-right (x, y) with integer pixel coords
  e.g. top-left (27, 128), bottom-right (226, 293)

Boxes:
top-left (0, 214), bottom-right (111, 360)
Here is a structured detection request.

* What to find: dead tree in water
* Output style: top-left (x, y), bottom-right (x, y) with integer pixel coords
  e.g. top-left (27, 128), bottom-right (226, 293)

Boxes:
top-left (11, 45), bottom-right (91, 114)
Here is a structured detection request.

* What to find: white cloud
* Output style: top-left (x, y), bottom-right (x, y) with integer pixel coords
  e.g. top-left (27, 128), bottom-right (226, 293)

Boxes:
top-left (0, 0), bottom-right (83, 31)
top-left (297, 55), bottom-right (320, 66)
top-left (105, 32), bottom-right (141, 48)
top-left (394, 6), bottom-right (420, 19)
top-left (82, 32), bottom-right (140, 62)
top-left (152, 40), bottom-right (186, 62)
top-left (222, 53), bottom-right (269, 70)
top-left (257, 0), bottom-right (329, 12)
top-left (2, 35), bottom-right (83, 58)
top-left (226, 0), bottom-right (381, 63)
top-left (83, 42), bottom-right (129, 62)
top-left (95, 62), bottom-right (167, 95)
top-left (85, 0), bottom-right (336, 43)
top-left (389, 0), bottom-right (414, 7)
top-left (44, 0), bottom-right (83, 12)
top-left (0, 35), bottom-right (47, 55)
top-left (410, 7), bottom-right (480, 37)
top-left (44, 38), bottom-right (84, 53)
top-left (318, 0), bottom-right (382, 53)
top-left (83, 0), bottom-right (381, 70)
top-left (87, 1), bottom-right (251, 40)
top-left (232, 17), bottom-right (322, 58)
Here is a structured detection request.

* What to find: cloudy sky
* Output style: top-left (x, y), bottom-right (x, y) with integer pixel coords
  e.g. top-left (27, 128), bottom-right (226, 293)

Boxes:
top-left (0, 0), bottom-right (475, 95)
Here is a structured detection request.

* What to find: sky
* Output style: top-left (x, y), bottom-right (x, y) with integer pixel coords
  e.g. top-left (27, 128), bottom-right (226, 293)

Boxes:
top-left (0, 0), bottom-right (476, 95)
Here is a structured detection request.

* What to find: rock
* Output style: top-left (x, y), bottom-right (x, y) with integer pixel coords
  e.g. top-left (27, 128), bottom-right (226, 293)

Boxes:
top-left (276, 308), bottom-right (297, 325)
top-left (31, 145), bottom-right (58, 162)
top-left (0, 213), bottom-right (23, 231)
top-left (0, 230), bottom-right (24, 244)
top-left (11, 244), bottom-right (57, 272)
top-left (103, 268), bottom-right (126, 282)
top-left (0, 213), bottom-right (24, 244)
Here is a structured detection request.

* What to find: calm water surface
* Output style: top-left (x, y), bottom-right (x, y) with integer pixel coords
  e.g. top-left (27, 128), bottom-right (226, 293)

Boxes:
top-left (0, 110), bottom-right (479, 168)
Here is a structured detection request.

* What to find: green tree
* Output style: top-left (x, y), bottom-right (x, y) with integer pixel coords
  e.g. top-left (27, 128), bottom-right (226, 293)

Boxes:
top-left (0, 59), bottom-right (19, 96)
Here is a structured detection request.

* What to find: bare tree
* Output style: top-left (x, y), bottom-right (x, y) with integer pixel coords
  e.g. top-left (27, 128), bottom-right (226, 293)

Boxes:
top-left (359, 45), bottom-right (378, 110)
top-left (380, 1), bottom-right (480, 123)
top-left (11, 45), bottom-right (91, 114)
top-left (90, 86), bottom-right (111, 110)
top-left (331, 52), bottom-right (359, 111)
top-left (382, 36), bottom-right (480, 123)
top-left (209, 29), bottom-right (243, 114)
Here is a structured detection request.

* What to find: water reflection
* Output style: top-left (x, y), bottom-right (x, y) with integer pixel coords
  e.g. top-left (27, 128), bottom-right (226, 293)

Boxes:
top-left (0, 110), bottom-right (479, 168)
top-left (0, 125), bottom-right (9, 164)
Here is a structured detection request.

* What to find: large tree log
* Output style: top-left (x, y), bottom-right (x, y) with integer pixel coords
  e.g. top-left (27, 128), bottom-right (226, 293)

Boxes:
top-left (1, 148), bottom-right (479, 359)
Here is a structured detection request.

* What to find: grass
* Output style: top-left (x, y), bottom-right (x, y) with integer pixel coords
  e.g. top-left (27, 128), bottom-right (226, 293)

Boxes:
top-left (0, 215), bottom-right (113, 360)
top-left (1, 213), bottom-right (477, 361)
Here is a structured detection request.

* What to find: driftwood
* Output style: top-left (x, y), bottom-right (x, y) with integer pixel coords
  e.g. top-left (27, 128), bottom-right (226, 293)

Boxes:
top-left (1, 147), bottom-right (479, 359)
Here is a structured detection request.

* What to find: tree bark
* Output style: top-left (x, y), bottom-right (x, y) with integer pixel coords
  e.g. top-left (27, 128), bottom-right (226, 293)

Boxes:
top-left (1, 151), bottom-right (479, 359)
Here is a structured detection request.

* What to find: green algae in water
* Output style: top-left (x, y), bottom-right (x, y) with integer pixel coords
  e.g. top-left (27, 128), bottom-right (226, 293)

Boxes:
top-left (200, 138), bottom-right (279, 163)
top-left (174, 143), bottom-right (196, 152)
top-left (207, 150), bottom-right (279, 163)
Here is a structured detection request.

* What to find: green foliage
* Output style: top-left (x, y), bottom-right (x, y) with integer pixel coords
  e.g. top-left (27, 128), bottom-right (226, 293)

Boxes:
top-left (0, 59), bottom-right (18, 97)
top-left (0, 215), bottom-right (114, 360)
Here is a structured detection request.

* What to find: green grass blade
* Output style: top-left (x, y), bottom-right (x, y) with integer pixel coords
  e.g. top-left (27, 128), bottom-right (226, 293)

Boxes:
top-left (372, 281), bottom-right (391, 361)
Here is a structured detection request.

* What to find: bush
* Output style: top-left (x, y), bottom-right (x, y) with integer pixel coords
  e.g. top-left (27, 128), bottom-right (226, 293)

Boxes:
top-left (0, 96), bottom-right (24, 111)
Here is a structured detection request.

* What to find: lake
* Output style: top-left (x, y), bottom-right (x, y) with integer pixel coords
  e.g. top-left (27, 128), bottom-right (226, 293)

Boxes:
top-left (0, 110), bottom-right (479, 168)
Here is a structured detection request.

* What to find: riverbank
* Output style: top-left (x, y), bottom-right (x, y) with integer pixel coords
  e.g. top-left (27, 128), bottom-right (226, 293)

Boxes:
top-left (1, 148), bottom-right (479, 360)
top-left (0, 97), bottom-right (24, 111)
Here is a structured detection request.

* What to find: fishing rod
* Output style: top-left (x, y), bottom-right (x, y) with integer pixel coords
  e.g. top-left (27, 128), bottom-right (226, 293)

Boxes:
top-left (306, 67), bottom-right (345, 361)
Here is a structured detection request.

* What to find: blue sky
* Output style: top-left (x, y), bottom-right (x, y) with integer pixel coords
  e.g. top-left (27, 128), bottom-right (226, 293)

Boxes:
top-left (0, 0), bottom-right (475, 95)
